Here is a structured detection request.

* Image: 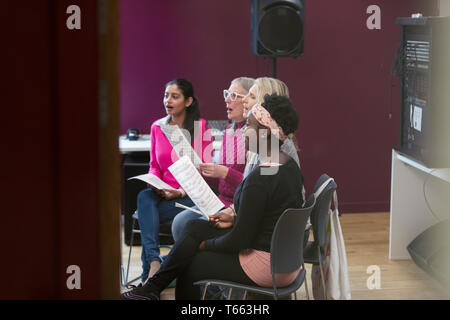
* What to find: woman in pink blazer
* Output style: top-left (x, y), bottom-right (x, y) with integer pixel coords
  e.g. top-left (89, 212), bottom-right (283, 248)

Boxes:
top-left (137, 79), bottom-right (213, 285)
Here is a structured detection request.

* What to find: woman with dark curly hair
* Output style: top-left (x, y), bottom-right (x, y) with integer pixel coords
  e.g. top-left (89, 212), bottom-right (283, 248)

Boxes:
top-left (122, 94), bottom-right (303, 300)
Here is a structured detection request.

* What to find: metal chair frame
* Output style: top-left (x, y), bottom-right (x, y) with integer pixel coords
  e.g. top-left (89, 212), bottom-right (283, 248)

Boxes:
top-left (303, 173), bottom-right (338, 300)
top-left (123, 211), bottom-right (173, 287)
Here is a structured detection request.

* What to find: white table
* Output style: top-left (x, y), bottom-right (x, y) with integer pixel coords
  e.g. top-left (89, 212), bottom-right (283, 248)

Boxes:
top-left (389, 149), bottom-right (450, 259)
top-left (118, 134), bottom-right (151, 154)
top-left (118, 134), bottom-right (223, 158)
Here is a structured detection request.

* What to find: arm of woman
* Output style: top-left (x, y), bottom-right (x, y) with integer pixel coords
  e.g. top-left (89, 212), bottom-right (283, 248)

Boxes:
top-left (199, 120), bottom-right (220, 189)
top-left (203, 182), bottom-right (268, 253)
top-left (217, 125), bottom-right (245, 188)
top-left (209, 207), bottom-right (235, 229)
top-left (201, 125), bottom-right (245, 188)
top-left (148, 124), bottom-right (162, 178)
top-left (196, 119), bottom-right (214, 163)
top-left (222, 166), bottom-right (244, 189)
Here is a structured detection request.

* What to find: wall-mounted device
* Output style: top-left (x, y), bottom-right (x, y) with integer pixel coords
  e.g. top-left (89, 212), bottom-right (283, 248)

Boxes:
top-left (395, 16), bottom-right (450, 168)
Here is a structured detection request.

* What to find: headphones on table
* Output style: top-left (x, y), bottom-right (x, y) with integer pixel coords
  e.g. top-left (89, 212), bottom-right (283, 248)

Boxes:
top-left (126, 128), bottom-right (140, 141)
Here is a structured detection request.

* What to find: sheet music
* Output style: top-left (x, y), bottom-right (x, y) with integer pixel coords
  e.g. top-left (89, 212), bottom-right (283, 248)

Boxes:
top-left (160, 124), bottom-right (203, 168)
top-left (169, 156), bottom-right (224, 216)
top-left (128, 173), bottom-right (177, 191)
top-left (175, 202), bottom-right (208, 219)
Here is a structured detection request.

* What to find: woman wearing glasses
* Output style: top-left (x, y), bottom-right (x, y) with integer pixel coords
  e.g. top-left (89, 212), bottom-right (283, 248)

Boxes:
top-left (171, 77), bottom-right (254, 242)
top-left (136, 78), bottom-right (213, 285)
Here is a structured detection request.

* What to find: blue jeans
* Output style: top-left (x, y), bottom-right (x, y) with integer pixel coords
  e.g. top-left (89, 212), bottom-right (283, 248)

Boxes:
top-left (137, 188), bottom-right (194, 281)
top-left (171, 206), bottom-right (207, 242)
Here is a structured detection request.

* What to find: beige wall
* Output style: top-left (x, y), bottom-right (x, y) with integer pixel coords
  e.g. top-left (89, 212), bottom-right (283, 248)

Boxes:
top-left (441, 0), bottom-right (450, 16)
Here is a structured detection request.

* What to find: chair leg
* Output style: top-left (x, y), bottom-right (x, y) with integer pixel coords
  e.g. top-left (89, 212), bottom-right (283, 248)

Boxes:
top-left (202, 283), bottom-right (209, 300)
top-left (227, 288), bottom-right (233, 300)
top-left (303, 264), bottom-right (310, 300)
top-left (125, 218), bottom-right (136, 284)
top-left (120, 264), bottom-right (125, 287)
top-left (242, 290), bottom-right (247, 300)
top-left (318, 247), bottom-right (327, 300)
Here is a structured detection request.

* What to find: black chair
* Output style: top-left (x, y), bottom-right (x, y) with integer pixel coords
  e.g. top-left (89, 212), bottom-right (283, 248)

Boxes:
top-left (303, 174), bottom-right (337, 300)
top-left (123, 211), bottom-right (174, 286)
top-left (194, 195), bottom-right (315, 300)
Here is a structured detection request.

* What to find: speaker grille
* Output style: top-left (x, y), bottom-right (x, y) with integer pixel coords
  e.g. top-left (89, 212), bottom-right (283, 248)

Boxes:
top-left (258, 5), bottom-right (303, 54)
top-left (405, 40), bottom-right (430, 70)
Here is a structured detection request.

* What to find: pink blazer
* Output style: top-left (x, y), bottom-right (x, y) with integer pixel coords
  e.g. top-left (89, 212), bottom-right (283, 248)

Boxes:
top-left (148, 117), bottom-right (213, 189)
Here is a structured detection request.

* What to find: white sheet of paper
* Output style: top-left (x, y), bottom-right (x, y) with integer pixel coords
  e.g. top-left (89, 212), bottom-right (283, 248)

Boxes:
top-left (175, 202), bottom-right (208, 219)
top-left (169, 156), bottom-right (224, 216)
top-left (413, 105), bottom-right (422, 132)
top-left (161, 125), bottom-right (203, 168)
top-left (128, 173), bottom-right (176, 191)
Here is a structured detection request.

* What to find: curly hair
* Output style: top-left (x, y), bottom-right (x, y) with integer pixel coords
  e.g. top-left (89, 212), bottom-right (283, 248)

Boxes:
top-left (261, 93), bottom-right (298, 136)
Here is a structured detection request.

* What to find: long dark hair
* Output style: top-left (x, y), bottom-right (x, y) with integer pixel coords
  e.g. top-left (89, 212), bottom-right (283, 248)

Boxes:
top-left (166, 78), bottom-right (201, 138)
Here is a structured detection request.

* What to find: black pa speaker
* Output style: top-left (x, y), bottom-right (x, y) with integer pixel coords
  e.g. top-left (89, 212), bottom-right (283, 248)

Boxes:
top-left (251, 0), bottom-right (305, 58)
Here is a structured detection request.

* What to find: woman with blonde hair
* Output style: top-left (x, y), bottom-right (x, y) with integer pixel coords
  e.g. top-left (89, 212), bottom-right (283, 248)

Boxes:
top-left (242, 77), bottom-right (300, 177)
top-left (243, 77), bottom-right (289, 117)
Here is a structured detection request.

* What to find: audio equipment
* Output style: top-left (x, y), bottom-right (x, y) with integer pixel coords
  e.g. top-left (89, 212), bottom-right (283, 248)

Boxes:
top-left (251, 0), bottom-right (305, 58)
top-left (395, 16), bottom-right (450, 168)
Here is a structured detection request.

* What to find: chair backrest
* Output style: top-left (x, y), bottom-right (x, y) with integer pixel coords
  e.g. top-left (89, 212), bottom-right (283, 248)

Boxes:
top-left (311, 174), bottom-right (338, 249)
top-left (270, 194), bottom-right (315, 275)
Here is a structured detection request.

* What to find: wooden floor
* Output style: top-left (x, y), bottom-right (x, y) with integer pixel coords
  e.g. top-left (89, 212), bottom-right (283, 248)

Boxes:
top-left (121, 212), bottom-right (450, 300)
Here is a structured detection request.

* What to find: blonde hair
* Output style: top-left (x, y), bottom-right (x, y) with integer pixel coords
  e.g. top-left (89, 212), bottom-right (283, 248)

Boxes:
top-left (254, 77), bottom-right (289, 103)
top-left (254, 77), bottom-right (299, 150)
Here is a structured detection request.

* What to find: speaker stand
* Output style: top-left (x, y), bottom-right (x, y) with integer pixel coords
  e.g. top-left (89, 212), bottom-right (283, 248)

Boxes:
top-left (272, 57), bottom-right (277, 78)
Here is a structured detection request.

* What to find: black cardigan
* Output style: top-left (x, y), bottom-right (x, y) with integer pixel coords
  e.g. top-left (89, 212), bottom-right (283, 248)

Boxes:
top-left (204, 158), bottom-right (304, 253)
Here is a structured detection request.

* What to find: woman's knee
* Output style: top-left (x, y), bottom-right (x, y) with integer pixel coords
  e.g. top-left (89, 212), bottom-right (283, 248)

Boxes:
top-left (138, 188), bottom-right (158, 201)
top-left (171, 211), bottom-right (186, 242)
top-left (137, 188), bottom-right (159, 209)
top-left (185, 219), bottom-right (209, 233)
top-left (180, 219), bottom-right (215, 243)
top-left (172, 211), bottom-right (202, 241)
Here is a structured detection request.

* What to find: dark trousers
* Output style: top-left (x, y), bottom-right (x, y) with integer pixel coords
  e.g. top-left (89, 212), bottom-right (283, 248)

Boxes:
top-left (147, 219), bottom-right (256, 300)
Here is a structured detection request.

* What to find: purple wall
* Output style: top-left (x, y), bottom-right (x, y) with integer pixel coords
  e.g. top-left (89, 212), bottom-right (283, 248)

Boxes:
top-left (120, 0), bottom-right (438, 213)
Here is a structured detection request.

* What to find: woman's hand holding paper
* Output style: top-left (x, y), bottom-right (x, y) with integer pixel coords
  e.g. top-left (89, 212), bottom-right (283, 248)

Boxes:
top-left (199, 163), bottom-right (229, 179)
top-left (158, 189), bottom-right (182, 200)
top-left (209, 209), bottom-right (234, 229)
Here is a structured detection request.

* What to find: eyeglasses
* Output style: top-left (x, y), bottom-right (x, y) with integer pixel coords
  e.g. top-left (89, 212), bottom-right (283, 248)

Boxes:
top-left (223, 89), bottom-right (245, 101)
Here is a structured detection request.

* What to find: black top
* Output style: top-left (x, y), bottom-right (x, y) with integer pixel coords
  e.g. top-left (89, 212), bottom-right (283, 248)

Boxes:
top-left (204, 158), bottom-right (304, 253)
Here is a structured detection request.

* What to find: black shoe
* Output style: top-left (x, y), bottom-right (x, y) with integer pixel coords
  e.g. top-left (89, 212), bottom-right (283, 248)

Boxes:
top-left (125, 282), bottom-right (143, 290)
top-left (121, 286), bottom-right (160, 300)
